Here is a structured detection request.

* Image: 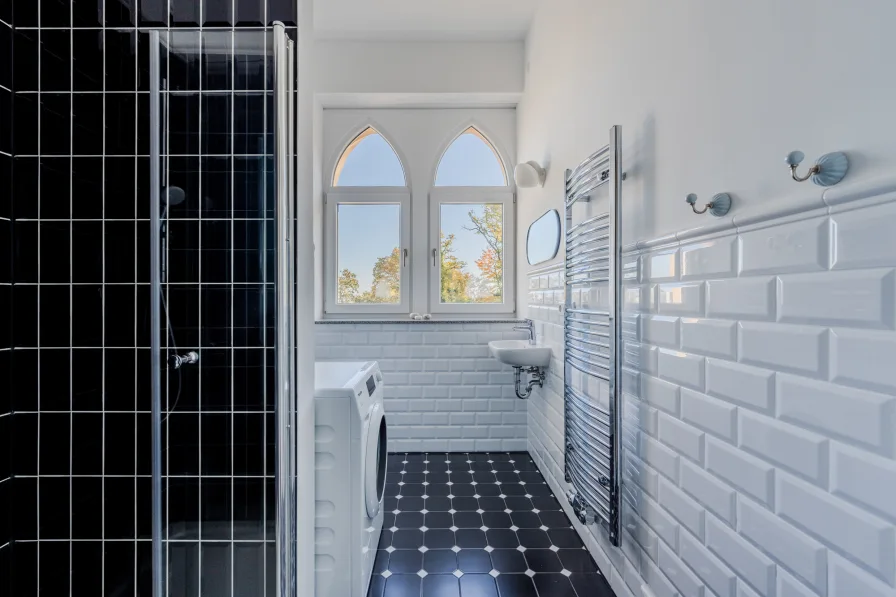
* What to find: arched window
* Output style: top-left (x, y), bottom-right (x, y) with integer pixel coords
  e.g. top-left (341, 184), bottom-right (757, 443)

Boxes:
top-left (435, 127), bottom-right (507, 187)
top-left (333, 127), bottom-right (406, 187)
top-left (429, 127), bottom-right (514, 314)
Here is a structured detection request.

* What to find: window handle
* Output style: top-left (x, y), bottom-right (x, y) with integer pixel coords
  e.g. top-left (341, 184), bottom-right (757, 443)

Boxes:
top-left (432, 248), bottom-right (437, 267)
top-left (403, 248), bottom-right (408, 267)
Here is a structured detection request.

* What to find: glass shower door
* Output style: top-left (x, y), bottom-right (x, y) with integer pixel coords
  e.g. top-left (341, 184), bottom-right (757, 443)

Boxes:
top-left (148, 24), bottom-right (296, 597)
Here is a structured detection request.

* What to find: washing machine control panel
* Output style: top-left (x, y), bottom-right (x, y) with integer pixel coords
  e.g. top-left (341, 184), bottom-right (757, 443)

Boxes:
top-left (352, 363), bottom-right (383, 415)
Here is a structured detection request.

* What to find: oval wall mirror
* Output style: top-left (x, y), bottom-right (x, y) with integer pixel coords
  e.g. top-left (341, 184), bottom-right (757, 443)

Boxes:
top-left (527, 209), bottom-right (561, 265)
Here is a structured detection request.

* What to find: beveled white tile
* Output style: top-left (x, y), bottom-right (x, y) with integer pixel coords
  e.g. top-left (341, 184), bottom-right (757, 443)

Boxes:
top-left (706, 358), bottom-right (775, 413)
top-left (658, 349), bottom-right (705, 391)
top-left (657, 282), bottom-right (705, 316)
top-left (777, 269), bottom-right (895, 329)
top-left (738, 322), bottom-right (828, 379)
top-left (645, 248), bottom-right (679, 282)
top-left (739, 216), bottom-right (830, 275)
top-left (777, 373), bottom-right (895, 457)
top-left (831, 200), bottom-right (896, 269)
top-left (643, 315), bottom-right (680, 348)
top-left (681, 235), bottom-right (737, 280)
top-left (706, 277), bottom-right (776, 321)
top-left (681, 318), bottom-right (737, 359)
top-left (831, 328), bottom-right (896, 395)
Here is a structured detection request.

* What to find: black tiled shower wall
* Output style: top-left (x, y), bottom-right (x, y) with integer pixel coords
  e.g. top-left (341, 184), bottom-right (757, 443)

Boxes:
top-left (8, 0), bottom-right (296, 595)
top-left (2, 5), bottom-right (14, 593)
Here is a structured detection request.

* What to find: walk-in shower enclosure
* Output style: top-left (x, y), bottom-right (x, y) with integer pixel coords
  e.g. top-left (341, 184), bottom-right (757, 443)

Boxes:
top-left (5, 3), bottom-right (299, 596)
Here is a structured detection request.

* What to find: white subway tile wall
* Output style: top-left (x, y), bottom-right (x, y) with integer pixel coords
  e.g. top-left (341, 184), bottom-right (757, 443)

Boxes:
top-left (526, 195), bottom-right (896, 597)
top-left (315, 322), bottom-right (529, 452)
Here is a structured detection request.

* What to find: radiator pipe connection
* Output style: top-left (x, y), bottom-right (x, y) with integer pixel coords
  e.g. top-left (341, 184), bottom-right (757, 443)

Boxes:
top-left (513, 366), bottom-right (546, 399)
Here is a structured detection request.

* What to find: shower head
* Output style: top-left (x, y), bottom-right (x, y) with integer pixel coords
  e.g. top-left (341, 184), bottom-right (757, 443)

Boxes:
top-left (164, 186), bottom-right (186, 206)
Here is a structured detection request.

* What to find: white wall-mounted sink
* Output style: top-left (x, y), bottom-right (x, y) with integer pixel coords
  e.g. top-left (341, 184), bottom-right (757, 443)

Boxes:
top-left (488, 340), bottom-right (552, 368)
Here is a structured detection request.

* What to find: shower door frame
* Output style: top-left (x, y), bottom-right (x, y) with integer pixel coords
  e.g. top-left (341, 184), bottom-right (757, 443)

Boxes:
top-left (147, 24), bottom-right (298, 597)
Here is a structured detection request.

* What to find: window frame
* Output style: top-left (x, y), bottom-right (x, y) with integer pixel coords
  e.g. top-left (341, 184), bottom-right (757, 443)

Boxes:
top-left (428, 187), bottom-right (516, 315)
top-left (324, 189), bottom-right (412, 315)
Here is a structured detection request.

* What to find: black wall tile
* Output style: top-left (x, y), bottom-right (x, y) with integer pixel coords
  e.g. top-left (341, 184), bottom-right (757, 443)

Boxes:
top-left (71, 0), bottom-right (103, 28)
top-left (138, 0), bottom-right (167, 27)
top-left (72, 93), bottom-right (104, 155)
top-left (39, 93), bottom-right (72, 155)
top-left (0, 0), bottom-right (11, 24)
top-left (40, 30), bottom-right (72, 92)
top-left (12, 0), bottom-right (38, 27)
top-left (40, 0), bottom-right (71, 28)
top-left (13, 30), bottom-right (38, 92)
top-left (39, 157), bottom-right (72, 218)
top-left (0, 89), bottom-right (10, 155)
top-left (104, 0), bottom-right (136, 27)
top-left (104, 30), bottom-right (136, 92)
top-left (12, 93), bottom-right (37, 155)
top-left (104, 93), bottom-right (136, 154)
top-left (9, 4), bottom-right (288, 594)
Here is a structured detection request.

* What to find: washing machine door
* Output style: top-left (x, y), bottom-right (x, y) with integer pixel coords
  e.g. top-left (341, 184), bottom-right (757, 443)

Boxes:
top-left (364, 402), bottom-right (388, 518)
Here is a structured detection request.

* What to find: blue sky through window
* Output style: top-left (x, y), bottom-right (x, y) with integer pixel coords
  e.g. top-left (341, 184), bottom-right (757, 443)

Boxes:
top-left (338, 203), bottom-right (401, 296)
top-left (335, 131), bottom-right (405, 186)
top-left (436, 130), bottom-right (507, 186)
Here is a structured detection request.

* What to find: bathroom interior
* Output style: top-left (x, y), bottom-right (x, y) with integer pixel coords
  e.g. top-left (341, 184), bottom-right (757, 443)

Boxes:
top-left (2, 1), bottom-right (895, 597)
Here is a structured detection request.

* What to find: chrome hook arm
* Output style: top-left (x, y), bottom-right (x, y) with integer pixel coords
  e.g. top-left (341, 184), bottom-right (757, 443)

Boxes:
top-left (786, 150), bottom-right (819, 182)
top-left (686, 194), bottom-right (711, 214)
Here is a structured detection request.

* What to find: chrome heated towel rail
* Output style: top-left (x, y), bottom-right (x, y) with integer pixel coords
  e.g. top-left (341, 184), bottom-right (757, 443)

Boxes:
top-left (563, 125), bottom-right (622, 545)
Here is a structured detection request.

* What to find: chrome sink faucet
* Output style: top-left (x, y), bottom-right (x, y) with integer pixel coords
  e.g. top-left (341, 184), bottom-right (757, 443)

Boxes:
top-left (514, 319), bottom-right (536, 345)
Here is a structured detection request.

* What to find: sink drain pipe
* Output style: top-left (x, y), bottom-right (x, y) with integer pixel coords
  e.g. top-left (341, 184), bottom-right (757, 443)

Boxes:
top-left (514, 366), bottom-right (546, 399)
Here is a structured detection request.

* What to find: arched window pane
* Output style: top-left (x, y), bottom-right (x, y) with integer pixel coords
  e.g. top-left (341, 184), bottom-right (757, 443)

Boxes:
top-left (333, 127), bottom-right (406, 187)
top-left (435, 127), bottom-right (507, 187)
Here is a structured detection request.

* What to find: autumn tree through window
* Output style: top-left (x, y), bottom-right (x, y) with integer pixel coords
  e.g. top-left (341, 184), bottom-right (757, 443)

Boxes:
top-left (439, 203), bottom-right (504, 304)
top-left (336, 203), bottom-right (402, 305)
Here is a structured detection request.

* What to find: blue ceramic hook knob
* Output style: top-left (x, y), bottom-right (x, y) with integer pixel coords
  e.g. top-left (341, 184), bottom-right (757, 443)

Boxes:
top-left (785, 151), bottom-right (806, 167)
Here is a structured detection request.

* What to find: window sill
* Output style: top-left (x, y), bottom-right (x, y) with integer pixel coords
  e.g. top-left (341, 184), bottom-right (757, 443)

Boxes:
top-left (315, 319), bottom-right (523, 325)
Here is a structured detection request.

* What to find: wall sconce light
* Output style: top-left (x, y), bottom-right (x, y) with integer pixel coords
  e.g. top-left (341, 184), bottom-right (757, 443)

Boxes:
top-left (514, 161), bottom-right (546, 188)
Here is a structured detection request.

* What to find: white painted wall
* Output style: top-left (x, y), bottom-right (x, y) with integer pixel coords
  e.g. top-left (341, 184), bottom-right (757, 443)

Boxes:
top-left (516, 0), bottom-right (896, 298)
top-left (313, 0), bottom-right (536, 42)
top-left (319, 108), bottom-right (517, 317)
top-left (314, 40), bottom-right (525, 97)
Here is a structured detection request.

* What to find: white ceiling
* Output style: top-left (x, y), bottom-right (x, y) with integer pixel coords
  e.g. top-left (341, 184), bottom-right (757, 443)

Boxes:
top-left (313, 0), bottom-right (538, 41)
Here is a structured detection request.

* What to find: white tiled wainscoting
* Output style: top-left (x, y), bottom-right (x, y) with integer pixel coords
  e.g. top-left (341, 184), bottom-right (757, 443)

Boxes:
top-left (315, 322), bottom-right (529, 452)
top-left (526, 186), bottom-right (896, 597)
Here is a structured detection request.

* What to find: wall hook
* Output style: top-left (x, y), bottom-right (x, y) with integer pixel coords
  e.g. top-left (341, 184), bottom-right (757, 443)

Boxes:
top-left (686, 192), bottom-right (732, 217)
top-left (785, 150), bottom-right (849, 186)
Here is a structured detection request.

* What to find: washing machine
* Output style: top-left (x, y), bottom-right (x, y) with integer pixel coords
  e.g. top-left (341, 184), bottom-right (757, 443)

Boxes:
top-left (314, 361), bottom-right (387, 597)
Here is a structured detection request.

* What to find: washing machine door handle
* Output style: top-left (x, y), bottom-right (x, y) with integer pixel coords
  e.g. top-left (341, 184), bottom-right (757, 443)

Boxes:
top-left (364, 402), bottom-right (387, 519)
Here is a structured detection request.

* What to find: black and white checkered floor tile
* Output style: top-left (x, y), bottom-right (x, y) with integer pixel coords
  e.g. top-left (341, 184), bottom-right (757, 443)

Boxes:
top-left (368, 452), bottom-right (615, 597)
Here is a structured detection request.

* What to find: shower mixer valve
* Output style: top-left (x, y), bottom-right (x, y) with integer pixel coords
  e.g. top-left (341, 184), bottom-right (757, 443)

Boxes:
top-left (170, 351), bottom-right (199, 370)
